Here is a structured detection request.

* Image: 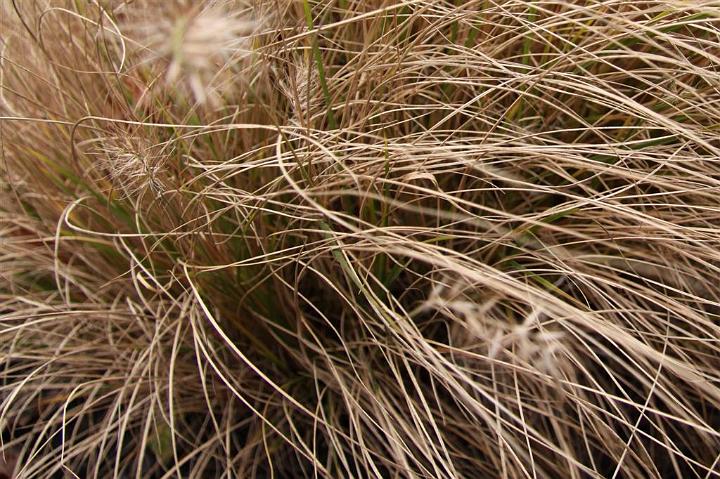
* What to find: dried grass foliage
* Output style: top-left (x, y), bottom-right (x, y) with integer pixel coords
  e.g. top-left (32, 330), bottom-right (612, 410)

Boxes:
top-left (2, 0), bottom-right (720, 477)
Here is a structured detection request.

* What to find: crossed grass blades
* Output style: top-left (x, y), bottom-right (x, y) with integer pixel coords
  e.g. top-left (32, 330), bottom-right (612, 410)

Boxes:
top-left (2, 1), bottom-right (720, 477)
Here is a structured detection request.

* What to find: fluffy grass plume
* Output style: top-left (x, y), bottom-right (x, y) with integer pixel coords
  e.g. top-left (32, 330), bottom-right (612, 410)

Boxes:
top-left (2, 0), bottom-right (720, 477)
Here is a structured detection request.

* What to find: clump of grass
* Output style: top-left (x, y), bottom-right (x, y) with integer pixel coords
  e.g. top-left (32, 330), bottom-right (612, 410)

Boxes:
top-left (2, 1), bottom-right (720, 477)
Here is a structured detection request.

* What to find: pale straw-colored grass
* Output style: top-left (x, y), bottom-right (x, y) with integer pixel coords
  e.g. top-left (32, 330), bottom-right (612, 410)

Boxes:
top-left (2, 0), bottom-right (720, 477)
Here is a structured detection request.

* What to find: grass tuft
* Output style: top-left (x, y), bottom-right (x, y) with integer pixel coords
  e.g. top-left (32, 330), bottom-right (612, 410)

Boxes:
top-left (2, 0), bottom-right (720, 477)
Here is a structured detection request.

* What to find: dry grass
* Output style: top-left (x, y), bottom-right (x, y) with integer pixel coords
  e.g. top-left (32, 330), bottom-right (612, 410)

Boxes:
top-left (2, 0), bottom-right (720, 477)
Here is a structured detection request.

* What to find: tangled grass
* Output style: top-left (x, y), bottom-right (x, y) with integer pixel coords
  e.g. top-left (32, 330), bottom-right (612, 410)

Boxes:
top-left (2, 0), bottom-right (720, 477)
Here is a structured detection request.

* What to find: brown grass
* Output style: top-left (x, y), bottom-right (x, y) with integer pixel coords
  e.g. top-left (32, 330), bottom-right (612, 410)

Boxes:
top-left (2, 0), bottom-right (720, 477)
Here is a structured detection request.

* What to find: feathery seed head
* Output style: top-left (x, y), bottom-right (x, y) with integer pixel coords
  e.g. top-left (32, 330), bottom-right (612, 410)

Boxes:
top-left (282, 58), bottom-right (322, 123)
top-left (96, 137), bottom-right (167, 200)
top-left (135, 3), bottom-right (262, 104)
top-left (425, 280), bottom-right (567, 375)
